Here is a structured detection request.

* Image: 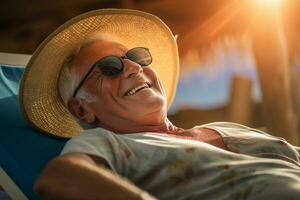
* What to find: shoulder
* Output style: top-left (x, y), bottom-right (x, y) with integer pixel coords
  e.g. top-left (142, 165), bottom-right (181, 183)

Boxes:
top-left (60, 128), bottom-right (118, 170)
top-left (195, 122), bottom-right (272, 136)
top-left (60, 127), bottom-right (116, 157)
top-left (195, 122), bottom-right (251, 129)
top-left (64, 127), bottom-right (117, 146)
top-left (70, 127), bottom-right (114, 139)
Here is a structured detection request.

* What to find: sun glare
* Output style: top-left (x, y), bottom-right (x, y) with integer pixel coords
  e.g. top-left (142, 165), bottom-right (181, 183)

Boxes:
top-left (255, 0), bottom-right (282, 9)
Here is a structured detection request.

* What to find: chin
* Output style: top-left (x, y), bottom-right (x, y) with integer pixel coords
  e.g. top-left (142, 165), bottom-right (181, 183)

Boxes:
top-left (145, 100), bottom-right (166, 115)
top-left (138, 105), bottom-right (167, 125)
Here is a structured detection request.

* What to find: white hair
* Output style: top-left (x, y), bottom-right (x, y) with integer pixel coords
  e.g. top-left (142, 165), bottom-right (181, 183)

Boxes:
top-left (58, 33), bottom-right (122, 128)
top-left (58, 63), bottom-right (97, 105)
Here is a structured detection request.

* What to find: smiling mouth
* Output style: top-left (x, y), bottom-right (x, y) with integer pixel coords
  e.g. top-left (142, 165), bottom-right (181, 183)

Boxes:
top-left (124, 82), bottom-right (152, 96)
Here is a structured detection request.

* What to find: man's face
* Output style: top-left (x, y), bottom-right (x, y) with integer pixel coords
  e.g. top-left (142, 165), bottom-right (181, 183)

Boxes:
top-left (70, 40), bottom-right (167, 132)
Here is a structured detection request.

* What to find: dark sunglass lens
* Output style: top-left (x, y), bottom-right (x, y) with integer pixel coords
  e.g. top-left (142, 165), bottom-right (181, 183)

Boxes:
top-left (127, 48), bottom-right (152, 66)
top-left (96, 56), bottom-right (123, 76)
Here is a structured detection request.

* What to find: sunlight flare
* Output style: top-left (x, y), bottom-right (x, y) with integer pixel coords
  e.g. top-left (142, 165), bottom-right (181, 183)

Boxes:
top-left (255, 0), bottom-right (282, 9)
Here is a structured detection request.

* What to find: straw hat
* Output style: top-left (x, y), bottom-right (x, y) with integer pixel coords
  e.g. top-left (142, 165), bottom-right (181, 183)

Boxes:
top-left (19, 9), bottom-right (179, 138)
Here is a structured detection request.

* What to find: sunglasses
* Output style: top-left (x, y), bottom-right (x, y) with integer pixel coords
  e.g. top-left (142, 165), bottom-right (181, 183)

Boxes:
top-left (72, 47), bottom-right (152, 97)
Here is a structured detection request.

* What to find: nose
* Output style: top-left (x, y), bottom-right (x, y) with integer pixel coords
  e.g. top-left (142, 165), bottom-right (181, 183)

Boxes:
top-left (121, 59), bottom-right (143, 78)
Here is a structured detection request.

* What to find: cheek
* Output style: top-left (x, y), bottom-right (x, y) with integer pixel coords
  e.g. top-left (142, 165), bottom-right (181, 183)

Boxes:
top-left (143, 67), bottom-right (158, 83)
top-left (144, 68), bottom-right (165, 95)
top-left (157, 78), bottom-right (166, 97)
top-left (97, 77), bottom-right (120, 97)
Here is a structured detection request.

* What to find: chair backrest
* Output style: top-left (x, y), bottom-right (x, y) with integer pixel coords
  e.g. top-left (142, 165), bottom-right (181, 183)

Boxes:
top-left (0, 53), bottom-right (67, 200)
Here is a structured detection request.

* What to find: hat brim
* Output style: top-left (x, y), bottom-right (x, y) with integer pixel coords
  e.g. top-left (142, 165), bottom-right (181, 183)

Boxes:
top-left (19, 9), bottom-right (179, 138)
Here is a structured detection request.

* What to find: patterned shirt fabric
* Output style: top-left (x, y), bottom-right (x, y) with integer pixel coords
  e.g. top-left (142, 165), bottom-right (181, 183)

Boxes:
top-left (61, 122), bottom-right (300, 200)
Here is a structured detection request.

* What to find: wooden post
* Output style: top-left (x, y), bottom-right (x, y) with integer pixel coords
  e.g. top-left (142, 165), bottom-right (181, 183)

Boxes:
top-left (227, 75), bottom-right (253, 126)
top-left (251, 6), bottom-right (299, 145)
top-left (290, 72), bottom-right (300, 136)
top-left (283, 0), bottom-right (300, 141)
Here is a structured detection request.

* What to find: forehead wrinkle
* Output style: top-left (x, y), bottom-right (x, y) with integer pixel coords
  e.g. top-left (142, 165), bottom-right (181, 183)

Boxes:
top-left (73, 41), bottom-right (128, 75)
top-left (81, 40), bottom-right (127, 58)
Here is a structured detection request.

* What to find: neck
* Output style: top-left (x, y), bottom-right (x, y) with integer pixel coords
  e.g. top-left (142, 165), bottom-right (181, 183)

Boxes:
top-left (142, 118), bottom-right (183, 134)
top-left (95, 117), bottom-right (183, 134)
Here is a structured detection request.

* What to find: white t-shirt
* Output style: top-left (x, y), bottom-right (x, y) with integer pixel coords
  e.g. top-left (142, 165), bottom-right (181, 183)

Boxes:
top-left (61, 122), bottom-right (300, 200)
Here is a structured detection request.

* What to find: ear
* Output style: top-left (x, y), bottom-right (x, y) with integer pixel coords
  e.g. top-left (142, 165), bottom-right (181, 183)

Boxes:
top-left (67, 97), bottom-right (96, 124)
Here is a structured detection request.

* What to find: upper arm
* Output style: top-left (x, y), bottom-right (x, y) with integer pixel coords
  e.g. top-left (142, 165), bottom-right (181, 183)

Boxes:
top-left (34, 152), bottom-right (151, 200)
top-left (34, 152), bottom-right (111, 196)
top-left (57, 152), bottom-right (112, 170)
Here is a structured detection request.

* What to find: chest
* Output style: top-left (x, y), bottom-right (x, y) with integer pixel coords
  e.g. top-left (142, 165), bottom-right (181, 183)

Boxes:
top-left (165, 127), bottom-right (228, 150)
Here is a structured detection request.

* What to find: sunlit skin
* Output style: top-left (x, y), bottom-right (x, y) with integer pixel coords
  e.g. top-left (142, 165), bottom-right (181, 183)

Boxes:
top-left (67, 40), bottom-right (227, 149)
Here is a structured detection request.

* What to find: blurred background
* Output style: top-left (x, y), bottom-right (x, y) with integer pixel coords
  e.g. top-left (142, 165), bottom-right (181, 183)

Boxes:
top-left (1, 0), bottom-right (300, 144)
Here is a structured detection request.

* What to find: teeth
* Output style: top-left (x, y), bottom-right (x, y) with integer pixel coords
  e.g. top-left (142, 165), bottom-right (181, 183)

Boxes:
top-left (126, 82), bottom-right (151, 96)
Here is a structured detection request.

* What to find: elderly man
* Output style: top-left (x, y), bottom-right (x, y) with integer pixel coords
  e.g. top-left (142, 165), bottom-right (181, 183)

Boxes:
top-left (20, 9), bottom-right (300, 200)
